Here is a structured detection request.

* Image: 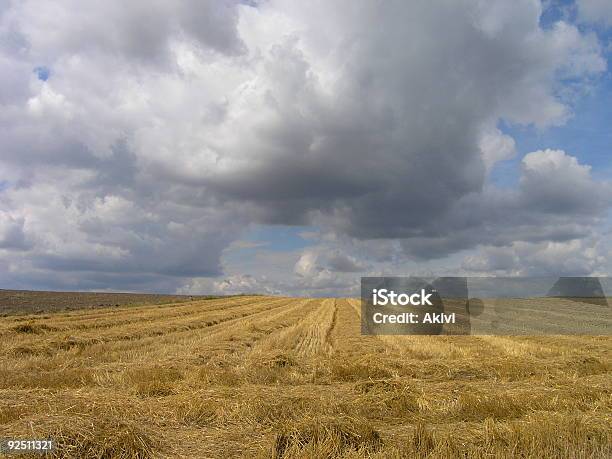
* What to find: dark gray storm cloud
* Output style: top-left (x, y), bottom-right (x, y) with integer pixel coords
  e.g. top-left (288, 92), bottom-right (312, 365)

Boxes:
top-left (397, 149), bottom-right (612, 259)
top-left (0, 215), bottom-right (29, 250)
top-left (0, 0), bottom-right (610, 292)
top-left (327, 252), bottom-right (366, 273)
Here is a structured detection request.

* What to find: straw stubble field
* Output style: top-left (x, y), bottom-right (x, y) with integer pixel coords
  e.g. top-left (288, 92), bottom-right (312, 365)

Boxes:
top-left (0, 296), bottom-right (610, 458)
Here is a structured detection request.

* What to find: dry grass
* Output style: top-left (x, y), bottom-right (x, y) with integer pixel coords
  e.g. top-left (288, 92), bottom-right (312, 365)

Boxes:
top-left (0, 296), bottom-right (610, 458)
top-left (270, 416), bottom-right (383, 458)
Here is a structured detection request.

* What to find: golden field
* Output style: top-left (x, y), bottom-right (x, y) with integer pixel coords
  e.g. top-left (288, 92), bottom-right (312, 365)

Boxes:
top-left (0, 296), bottom-right (610, 458)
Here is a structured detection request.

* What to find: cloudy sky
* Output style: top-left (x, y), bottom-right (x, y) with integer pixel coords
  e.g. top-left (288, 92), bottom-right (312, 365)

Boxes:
top-left (1, 0), bottom-right (611, 296)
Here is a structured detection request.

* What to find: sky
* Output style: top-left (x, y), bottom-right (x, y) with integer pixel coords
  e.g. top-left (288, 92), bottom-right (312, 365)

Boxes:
top-left (0, 0), bottom-right (611, 297)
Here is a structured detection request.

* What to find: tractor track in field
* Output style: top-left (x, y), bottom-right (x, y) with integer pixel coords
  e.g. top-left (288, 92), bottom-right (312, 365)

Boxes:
top-left (1, 297), bottom-right (293, 357)
top-left (88, 297), bottom-right (319, 365)
top-left (0, 296), bottom-right (280, 336)
top-left (325, 301), bottom-right (338, 348)
top-left (187, 298), bottom-right (321, 362)
top-left (263, 298), bottom-right (338, 357)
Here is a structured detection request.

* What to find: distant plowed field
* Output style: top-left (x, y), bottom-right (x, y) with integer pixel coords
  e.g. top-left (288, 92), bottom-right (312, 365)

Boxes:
top-left (0, 296), bottom-right (610, 458)
top-left (0, 289), bottom-right (220, 316)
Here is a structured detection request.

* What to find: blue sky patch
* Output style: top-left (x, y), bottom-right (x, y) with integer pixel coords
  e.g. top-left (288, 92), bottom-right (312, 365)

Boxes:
top-left (33, 66), bottom-right (50, 81)
top-left (241, 224), bottom-right (317, 252)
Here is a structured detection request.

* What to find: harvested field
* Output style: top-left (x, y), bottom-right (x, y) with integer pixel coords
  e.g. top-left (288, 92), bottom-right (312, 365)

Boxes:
top-left (0, 296), bottom-right (610, 458)
top-left (0, 289), bottom-right (226, 316)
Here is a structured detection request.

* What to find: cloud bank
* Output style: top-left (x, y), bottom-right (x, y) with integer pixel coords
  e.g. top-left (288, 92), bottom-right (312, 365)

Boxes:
top-left (0, 0), bottom-right (610, 294)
